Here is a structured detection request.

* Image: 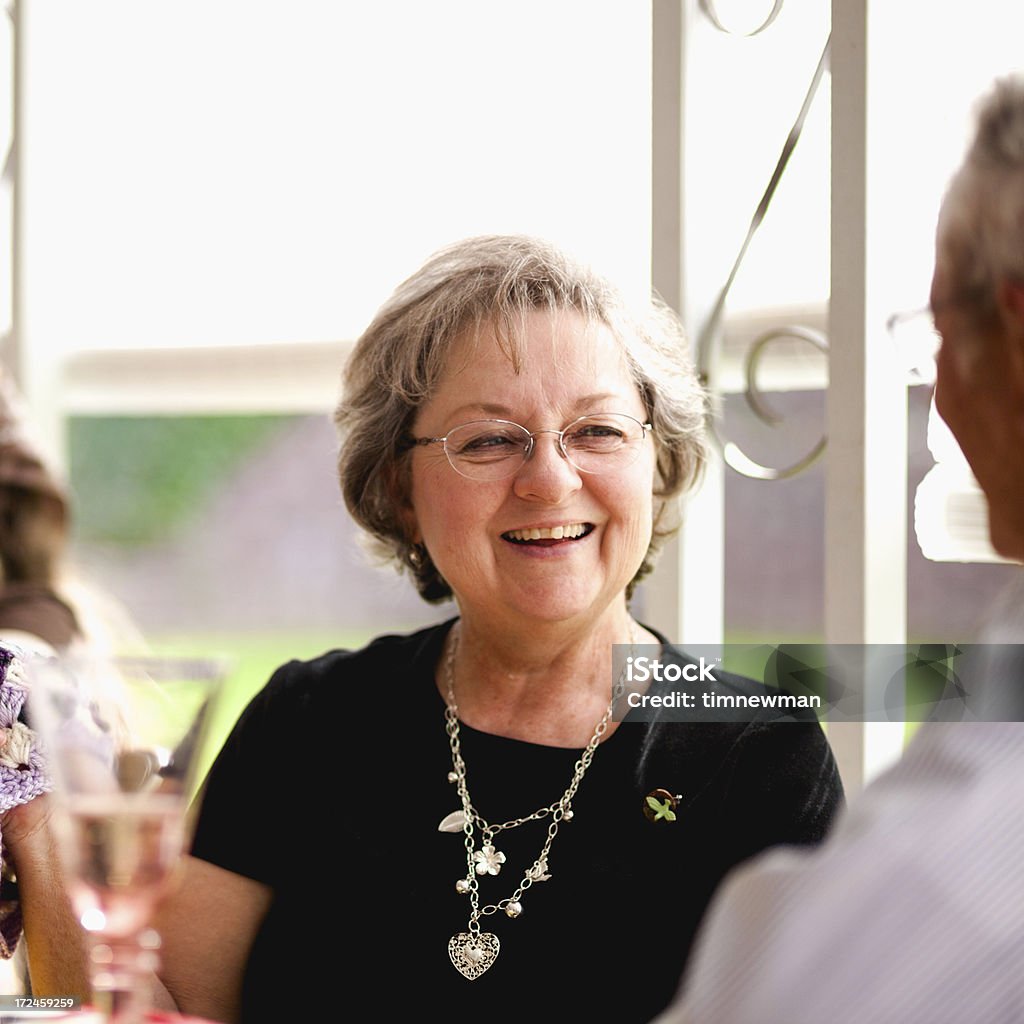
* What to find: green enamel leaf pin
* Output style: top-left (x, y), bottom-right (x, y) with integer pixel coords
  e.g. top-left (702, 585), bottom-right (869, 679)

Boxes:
top-left (646, 795), bottom-right (677, 822)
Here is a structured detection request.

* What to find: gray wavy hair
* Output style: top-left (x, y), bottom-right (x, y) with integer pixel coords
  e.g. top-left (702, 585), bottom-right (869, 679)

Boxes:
top-left (334, 234), bottom-right (709, 603)
top-left (938, 74), bottom-right (1024, 316)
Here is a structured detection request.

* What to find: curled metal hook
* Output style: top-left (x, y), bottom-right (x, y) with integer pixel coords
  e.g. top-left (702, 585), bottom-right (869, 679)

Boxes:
top-left (702, 320), bottom-right (829, 482)
top-left (744, 325), bottom-right (828, 425)
top-left (714, 325), bottom-right (828, 481)
top-left (699, 0), bottom-right (785, 38)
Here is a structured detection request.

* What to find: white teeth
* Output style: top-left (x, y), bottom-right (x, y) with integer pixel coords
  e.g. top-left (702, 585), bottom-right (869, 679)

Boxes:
top-left (506, 524), bottom-right (587, 542)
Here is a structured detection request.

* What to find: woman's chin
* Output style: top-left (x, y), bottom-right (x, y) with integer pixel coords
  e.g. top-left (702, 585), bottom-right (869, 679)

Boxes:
top-left (491, 583), bottom-right (620, 629)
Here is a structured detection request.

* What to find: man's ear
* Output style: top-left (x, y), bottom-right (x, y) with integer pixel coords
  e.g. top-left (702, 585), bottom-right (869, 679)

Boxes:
top-left (998, 278), bottom-right (1024, 327)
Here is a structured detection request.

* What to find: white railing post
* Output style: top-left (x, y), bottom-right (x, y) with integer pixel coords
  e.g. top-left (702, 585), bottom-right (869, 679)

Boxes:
top-left (827, 0), bottom-right (908, 794)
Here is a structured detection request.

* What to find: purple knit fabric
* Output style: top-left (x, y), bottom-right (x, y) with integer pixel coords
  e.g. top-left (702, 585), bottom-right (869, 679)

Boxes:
top-left (0, 642), bottom-right (53, 958)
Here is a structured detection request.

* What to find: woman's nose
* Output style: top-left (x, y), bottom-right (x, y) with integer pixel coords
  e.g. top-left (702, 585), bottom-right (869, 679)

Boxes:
top-left (512, 430), bottom-right (583, 502)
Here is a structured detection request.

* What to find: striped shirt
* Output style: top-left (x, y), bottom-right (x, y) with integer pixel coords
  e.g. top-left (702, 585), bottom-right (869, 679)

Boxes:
top-left (652, 584), bottom-right (1024, 1024)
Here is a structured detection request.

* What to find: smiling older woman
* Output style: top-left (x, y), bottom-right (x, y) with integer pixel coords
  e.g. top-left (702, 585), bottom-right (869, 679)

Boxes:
top-left (9, 236), bottom-right (841, 1024)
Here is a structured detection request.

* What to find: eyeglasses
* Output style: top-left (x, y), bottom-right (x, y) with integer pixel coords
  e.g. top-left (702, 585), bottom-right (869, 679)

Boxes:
top-left (410, 412), bottom-right (653, 481)
top-left (885, 289), bottom-right (989, 386)
top-left (885, 305), bottom-right (941, 386)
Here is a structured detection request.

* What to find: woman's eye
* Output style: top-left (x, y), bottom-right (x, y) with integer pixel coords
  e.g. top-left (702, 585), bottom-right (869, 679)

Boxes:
top-left (467, 434), bottom-right (512, 449)
top-left (569, 425), bottom-right (623, 448)
top-left (457, 431), bottom-right (522, 456)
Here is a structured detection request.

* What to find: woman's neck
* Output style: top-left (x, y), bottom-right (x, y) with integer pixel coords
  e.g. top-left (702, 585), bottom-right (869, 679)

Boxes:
top-left (438, 606), bottom-right (641, 747)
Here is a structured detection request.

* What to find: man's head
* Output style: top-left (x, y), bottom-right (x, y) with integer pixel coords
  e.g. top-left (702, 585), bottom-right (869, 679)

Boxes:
top-left (933, 75), bottom-right (1024, 562)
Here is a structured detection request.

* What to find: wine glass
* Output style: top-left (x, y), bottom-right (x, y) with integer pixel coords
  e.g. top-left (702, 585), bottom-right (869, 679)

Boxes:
top-left (25, 652), bottom-right (227, 1024)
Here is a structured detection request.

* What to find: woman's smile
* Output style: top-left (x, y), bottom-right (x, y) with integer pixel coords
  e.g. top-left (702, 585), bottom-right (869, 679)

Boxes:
top-left (501, 522), bottom-right (594, 545)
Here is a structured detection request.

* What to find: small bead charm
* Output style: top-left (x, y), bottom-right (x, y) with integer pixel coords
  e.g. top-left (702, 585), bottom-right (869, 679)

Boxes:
top-left (455, 878), bottom-right (471, 894)
top-left (505, 900), bottom-right (523, 919)
top-left (563, 808), bottom-right (574, 821)
top-left (447, 771), bottom-right (459, 783)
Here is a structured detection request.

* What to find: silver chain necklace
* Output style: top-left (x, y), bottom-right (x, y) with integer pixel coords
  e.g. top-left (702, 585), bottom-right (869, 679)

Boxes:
top-left (442, 620), bottom-right (637, 980)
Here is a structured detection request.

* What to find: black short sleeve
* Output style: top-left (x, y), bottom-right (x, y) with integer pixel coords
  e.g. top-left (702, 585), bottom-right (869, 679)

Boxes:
top-left (190, 660), bottom-right (303, 884)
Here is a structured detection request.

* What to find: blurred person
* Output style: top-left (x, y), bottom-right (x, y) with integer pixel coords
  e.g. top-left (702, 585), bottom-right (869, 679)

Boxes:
top-left (58, 234), bottom-right (847, 1023)
top-left (651, 74), bottom-right (1024, 1024)
top-left (0, 367), bottom-right (144, 660)
top-left (0, 367), bottom-right (149, 998)
top-left (0, 365), bottom-right (79, 997)
top-left (0, 368), bottom-right (78, 996)
top-left (0, 367), bottom-right (81, 655)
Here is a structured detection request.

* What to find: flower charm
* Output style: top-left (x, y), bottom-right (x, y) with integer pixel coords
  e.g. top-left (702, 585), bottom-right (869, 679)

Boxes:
top-left (472, 844), bottom-right (506, 876)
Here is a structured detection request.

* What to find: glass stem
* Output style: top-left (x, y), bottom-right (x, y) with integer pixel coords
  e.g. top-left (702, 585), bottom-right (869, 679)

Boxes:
top-left (89, 931), bottom-right (160, 1024)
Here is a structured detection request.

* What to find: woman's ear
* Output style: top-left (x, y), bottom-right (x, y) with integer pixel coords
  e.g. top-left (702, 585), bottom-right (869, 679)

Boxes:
top-left (385, 460), bottom-right (422, 544)
top-left (998, 278), bottom-right (1024, 328)
top-left (404, 513), bottom-right (423, 546)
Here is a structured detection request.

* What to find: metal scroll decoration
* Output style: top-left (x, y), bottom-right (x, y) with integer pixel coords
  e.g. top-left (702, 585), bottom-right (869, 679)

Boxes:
top-left (695, 19), bottom-right (832, 481)
top-left (699, 0), bottom-right (785, 38)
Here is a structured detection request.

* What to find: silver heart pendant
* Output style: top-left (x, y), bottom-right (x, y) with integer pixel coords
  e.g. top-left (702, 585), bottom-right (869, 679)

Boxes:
top-left (448, 931), bottom-right (500, 980)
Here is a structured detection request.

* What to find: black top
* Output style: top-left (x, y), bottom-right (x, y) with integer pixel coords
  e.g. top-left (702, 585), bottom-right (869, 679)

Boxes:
top-left (191, 620), bottom-right (844, 1023)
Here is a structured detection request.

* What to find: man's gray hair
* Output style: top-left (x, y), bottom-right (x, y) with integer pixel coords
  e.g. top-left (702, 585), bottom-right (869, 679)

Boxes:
top-left (939, 74), bottom-right (1024, 309)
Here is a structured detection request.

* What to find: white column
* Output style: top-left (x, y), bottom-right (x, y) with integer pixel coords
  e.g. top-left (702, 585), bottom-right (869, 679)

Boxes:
top-left (647, 0), bottom-right (725, 646)
top-left (2, 1), bottom-right (19, 380)
top-left (827, 0), bottom-right (907, 794)
top-left (9, 0), bottom-right (65, 472)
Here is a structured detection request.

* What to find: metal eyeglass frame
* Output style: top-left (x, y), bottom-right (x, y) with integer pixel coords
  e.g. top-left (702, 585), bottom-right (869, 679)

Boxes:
top-left (410, 412), bottom-right (654, 480)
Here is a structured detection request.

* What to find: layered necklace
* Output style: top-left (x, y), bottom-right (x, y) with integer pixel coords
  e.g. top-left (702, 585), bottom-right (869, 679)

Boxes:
top-left (441, 620), bottom-right (637, 980)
